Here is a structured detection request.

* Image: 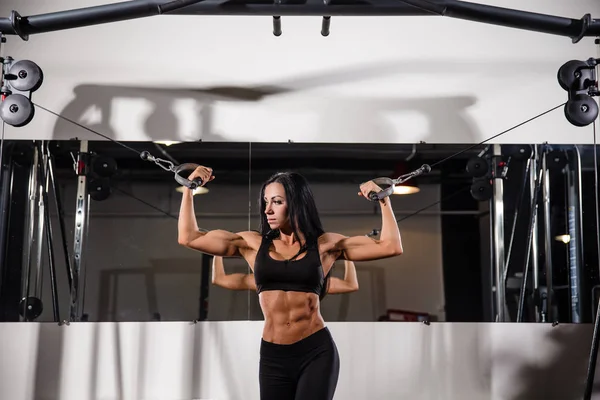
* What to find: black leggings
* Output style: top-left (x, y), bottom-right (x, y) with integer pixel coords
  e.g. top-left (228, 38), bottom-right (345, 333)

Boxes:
top-left (259, 327), bottom-right (340, 400)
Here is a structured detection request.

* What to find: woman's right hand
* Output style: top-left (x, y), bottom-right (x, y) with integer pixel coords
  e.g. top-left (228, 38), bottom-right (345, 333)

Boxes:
top-left (188, 165), bottom-right (215, 187)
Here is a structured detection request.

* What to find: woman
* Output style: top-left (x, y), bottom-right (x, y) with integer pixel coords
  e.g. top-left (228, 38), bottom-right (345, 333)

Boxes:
top-left (178, 167), bottom-right (403, 400)
top-left (211, 256), bottom-right (360, 295)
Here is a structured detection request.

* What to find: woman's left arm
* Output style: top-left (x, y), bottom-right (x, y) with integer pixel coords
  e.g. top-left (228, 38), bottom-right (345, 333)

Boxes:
top-left (329, 181), bottom-right (403, 261)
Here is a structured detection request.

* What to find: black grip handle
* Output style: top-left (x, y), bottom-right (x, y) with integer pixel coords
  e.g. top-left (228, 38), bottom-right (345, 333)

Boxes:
top-left (173, 163), bottom-right (206, 189)
top-left (364, 177), bottom-right (395, 202)
top-left (189, 177), bottom-right (204, 190)
top-left (368, 191), bottom-right (380, 201)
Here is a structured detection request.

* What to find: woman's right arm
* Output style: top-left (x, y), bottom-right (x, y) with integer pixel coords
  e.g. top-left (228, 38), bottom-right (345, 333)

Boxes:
top-left (177, 166), bottom-right (251, 257)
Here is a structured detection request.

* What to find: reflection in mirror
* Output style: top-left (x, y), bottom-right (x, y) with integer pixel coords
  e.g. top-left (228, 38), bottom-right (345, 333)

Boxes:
top-left (0, 140), bottom-right (253, 323)
top-left (0, 141), bottom-right (599, 324)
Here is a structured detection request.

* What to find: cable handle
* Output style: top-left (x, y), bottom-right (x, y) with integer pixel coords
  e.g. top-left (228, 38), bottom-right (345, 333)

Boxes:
top-left (173, 163), bottom-right (204, 190)
top-left (365, 164), bottom-right (432, 201)
top-left (366, 177), bottom-right (395, 202)
top-left (140, 151), bottom-right (203, 190)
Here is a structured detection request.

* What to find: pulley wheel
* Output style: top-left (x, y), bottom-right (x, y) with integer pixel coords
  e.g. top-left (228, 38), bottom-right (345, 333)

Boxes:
top-left (7, 60), bottom-right (44, 92)
top-left (470, 180), bottom-right (492, 202)
top-left (466, 156), bottom-right (489, 178)
top-left (92, 155), bottom-right (118, 178)
top-left (557, 60), bottom-right (590, 91)
top-left (0, 94), bottom-right (35, 127)
top-left (89, 178), bottom-right (112, 201)
top-left (546, 150), bottom-right (567, 171)
top-left (564, 94), bottom-right (599, 127)
top-left (19, 296), bottom-right (43, 320)
top-left (503, 144), bottom-right (532, 161)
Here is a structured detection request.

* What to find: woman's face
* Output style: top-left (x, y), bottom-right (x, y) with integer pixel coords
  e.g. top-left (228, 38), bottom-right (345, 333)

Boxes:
top-left (264, 182), bottom-right (289, 230)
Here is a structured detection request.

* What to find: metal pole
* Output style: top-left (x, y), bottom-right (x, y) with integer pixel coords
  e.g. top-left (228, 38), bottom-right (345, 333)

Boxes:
top-left (502, 157), bottom-right (531, 309)
top-left (0, 143), bottom-right (30, 321)
top-left (530, 146), bottom-right (540, 322)
top-left (491, 144), bottom-right (506, 322)
top-left (48, 151), bottom-right (73, 291)
top-left (40, 142), bottom-right (60, 322)
top-left (542, 149), bottom-right (554, 322)
top-left (33, 142), bottom-right (46, 302)
top-left (516, 158), bottom-right (544, 322)
top-left (20, 143), bottom-right (39, 320)
top-left (69, 140), bottom-right (91, 322)
top-left (566, 147), bottom-right (584, 323)
top-left (199, 254), bottom-right (211, 321)
top-left (0, 1), bottom-right (598, 39)
top-left (582, 40), bottom-right (600, 400)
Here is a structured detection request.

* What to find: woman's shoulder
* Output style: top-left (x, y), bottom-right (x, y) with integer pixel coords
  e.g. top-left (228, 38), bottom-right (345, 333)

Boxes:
top-left (319, 232), bottom-right (345, 243)
top-left (237, 230), bottom-right (263, 247)
top-left (317, 232), bottom-right (346, 249)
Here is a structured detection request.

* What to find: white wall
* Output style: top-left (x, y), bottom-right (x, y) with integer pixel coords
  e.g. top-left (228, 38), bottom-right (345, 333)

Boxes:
top-left (0, 321), bottom-right (599, 400)
top-left (0, 1), bottom-right (598, 144)
top-left (35, 179), bottom-right (445, 323)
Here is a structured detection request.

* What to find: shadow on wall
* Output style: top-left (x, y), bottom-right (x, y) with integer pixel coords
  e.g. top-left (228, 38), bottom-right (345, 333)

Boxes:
top-left (50, 83), bottom-right (480, 144)
top-left (45, 58), bottom-right (558, 144)
top-left (497, 324), bottom-right (600, 400)
top-left (51, 84), bottom-right (228, 142)
top-left (33, 323), bottom-right (65, 400)
top-left (314, 95), bottom-right (480, 144)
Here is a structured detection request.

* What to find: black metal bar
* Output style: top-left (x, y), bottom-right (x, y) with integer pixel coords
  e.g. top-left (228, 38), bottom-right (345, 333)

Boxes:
top-left (567, 147), bottom-right (586, 323)
top-left (43, 198), bottom-right (60, 322)
top-left (0, 0), bottom-right (204, 38)
top-left (0, 142), bottom-right (13, 321)
top-left (0, 0), bottom-right (597, 40)
top-left (321, 16), bottom-right (331, 36)
top-left (502, 157), bottom-right (531, 320)
top-left (39, 143), bottom-right (60, 322)
top-left (0, 142), bottom-right (30, 321)
top-left (47, 149), bottom-right (73, 291)
top-left (542, 150), bottom-right (554, 322)
top-left (0, 142), bottom-right (11, 281)
top-left (198, 253), bottom-right (211, 321)
top-left (399, 0), bottom-right (599, 42)
top-left (585, 294), bottom-right (600, 400)
top-left (516, 157), bottom-right (544, 322)
top-left (272, 16), bottom-right (282, 36)
top-left (584, 179), bottom-right (600, 399)
top-left (158, 0), bottom-right (207, 13)
top-left (583, 87), bottom-right (600, 398)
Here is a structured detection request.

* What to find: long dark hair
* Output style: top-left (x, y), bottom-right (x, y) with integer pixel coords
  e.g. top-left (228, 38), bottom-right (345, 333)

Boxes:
top-left (258, 172), bottom-right (325, 246)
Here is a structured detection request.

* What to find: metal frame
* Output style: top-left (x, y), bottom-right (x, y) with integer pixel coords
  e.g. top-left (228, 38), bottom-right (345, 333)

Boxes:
top-left (516, 148), bottom-right (544, 323)
top-left (68, 140), bottom-right (91, 322)
top-left (584, 41), bottom-right (600, 400)
top-left (0, 1), bottom-right (597, 42)
top-left (20, 142), bottom-right (41, 320)
top-left (491, 144), bottom-right (506, 322)
top-left (529, 146), bottom-right (540, 322)
top-left (566, 147), bottom-right (585, 324)
top-left (11, 141), bottom-right (63, 322)
top-left (0, 142), bottom-right (29, 322)
top-left (541, 149), bottom-right (553, 322)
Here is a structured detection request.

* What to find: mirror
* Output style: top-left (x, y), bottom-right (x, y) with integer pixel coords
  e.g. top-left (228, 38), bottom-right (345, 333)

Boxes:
top-left (0, 140), bottom-right (598, 324)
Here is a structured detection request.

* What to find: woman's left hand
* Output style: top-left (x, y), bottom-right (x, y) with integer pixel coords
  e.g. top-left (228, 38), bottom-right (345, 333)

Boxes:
top-left (358, 181), bottom-right (383, 199)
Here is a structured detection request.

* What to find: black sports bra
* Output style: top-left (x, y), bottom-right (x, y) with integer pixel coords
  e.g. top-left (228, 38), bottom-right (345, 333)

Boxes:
top-left (254, 235), bottom-right (328, 298)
